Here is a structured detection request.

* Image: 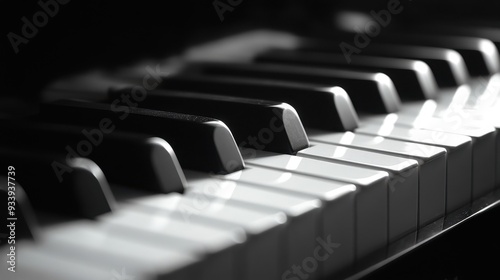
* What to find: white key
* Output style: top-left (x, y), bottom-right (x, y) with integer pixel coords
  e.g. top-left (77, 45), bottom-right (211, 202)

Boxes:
top-left (183, 172), bottom-right (324, 279)
top-left (97, 207), bottom-right (241, 280)
top-left (38, 220), bottom-right (203, 280)
top-left (0, 242), bottom-right (128, 280)
top-left (429, 76), bottom-right (500, 189)
top-left (243, 150), bottom-right (389, 261)
top-left (355, 123), bottom-right (473, 213)
top-left (396, 76), bottom-right (499, 119)
top-left (395, 74), bottom-right (498, 118)
top-left (130, 193), bottom-right (287, 280)
top-left (308, 130), bottom-right (447, 227)
top-left (362, 113), bottom-right (496, 199)
top-left (297, 142), bottom-right (419, 242)
top-left (365, 75), bottom-right (499, 192)
top-left (397, 81), bottom-right (492, 124)
top-left (441, 79), bottom-right (500, 188)
top-left (216, 166), bottom-right (357, 277)
top-left (398, 83), bottom-right (488, 118)
top-left (457, 75), bottom-right (500, 111)
top-left (454, 110), bottom-right (500, 188)
top-left (398, 87), bottom-right (464, 115)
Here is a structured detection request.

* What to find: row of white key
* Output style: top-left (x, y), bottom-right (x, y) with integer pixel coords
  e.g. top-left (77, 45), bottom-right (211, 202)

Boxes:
top-left (3, 76), bottom-right (500, 280)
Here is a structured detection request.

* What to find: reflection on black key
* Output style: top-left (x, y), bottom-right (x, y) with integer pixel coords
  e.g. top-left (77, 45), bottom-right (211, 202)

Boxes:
top-left (39, 100), bottom-right (245, 174)
top-left (300, 41), bottom-right (469, 88)
top-left (182, 62), bottom-right (401, 113)
top-left (255, 49), bottom-right (438, 101)
top-left (0, 121), bottom-right (186, 193)
top-left (109, 88), bottom-right (310, 154)
top-left (0, 149), bottom-right (115, 218)
top-left (379, 33), bottom-right (500, 76)
top-left (159, 75), bottom-right (359, 131)
top-left (0, 180), bottom-right (38, 241)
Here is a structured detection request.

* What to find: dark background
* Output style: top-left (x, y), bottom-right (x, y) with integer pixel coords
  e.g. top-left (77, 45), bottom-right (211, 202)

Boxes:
top-left (2, 0), bottom-right (500, 104)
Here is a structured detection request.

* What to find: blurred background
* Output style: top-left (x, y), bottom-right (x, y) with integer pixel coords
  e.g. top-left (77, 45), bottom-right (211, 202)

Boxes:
top-left (3, 0), bottom-right (500, 105)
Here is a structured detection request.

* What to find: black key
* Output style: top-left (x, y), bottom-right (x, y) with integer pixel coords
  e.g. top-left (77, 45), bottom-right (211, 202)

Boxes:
top-left (378, 32), bottom-right (499, 76)
top-left (299, 40), bottom-right (469, 88)
top-left (0, 121), bottom-right (186, 193)
top-left (255, 49), bottom-right (438, 101)
top-left (0, 148), bottom-right (115, 218)
top-left (109, 88), bottom-right (310, 154)
top-left (0, 179), bottom-right (38, 241)
top-left (406, 20), bottom-right (500, 50)
top-left (38, 100), bottom-right (245, 174)
top-left (181, 61), bottom-right (402, 112)
top-left (159, 75), bottom-right (359, 131)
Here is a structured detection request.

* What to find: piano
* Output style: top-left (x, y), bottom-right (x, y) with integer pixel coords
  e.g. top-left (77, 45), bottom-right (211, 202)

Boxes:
top-left (2, 0), bottom-right (500, 279)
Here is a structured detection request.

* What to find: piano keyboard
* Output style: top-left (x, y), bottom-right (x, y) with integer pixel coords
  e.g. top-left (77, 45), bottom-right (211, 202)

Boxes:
top-left (2, 17), bottom-right (500, 280)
